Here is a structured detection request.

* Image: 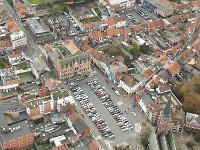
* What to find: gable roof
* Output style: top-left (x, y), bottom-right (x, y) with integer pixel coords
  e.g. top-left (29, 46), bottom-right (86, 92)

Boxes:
top-left (45, 78), bottom-right (58, 91)
top-left (63, 40), bottom-right (80, 55)
top-left (181, 49), bottom-right (194, 61)
top-left (68, 112), bottom-right (80, 123)
top-left (8, 50), bottom-right (22, 58)
top-left (186, 112), bottom-right (200, 126)
top-left (121, 75), bottom-right (136, 87)
top-left (73, 119), bottom-right (88, 133)
top-left (167, 60), bottom-right (181, 75)
top-left (143, 68), bottom-right (153, 79)
top-left (88, 140), bottom-right (100, 150)
top-left (141, 94), bottom-right (153, 106)
top-left (43, 44), bottom-right (53, 53)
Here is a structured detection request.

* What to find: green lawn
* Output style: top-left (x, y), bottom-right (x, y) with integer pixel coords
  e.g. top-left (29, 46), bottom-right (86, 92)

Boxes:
top-left (80, 17), bottom-right (100, 24)
top-left (18, 72), bottom-right (35, 83)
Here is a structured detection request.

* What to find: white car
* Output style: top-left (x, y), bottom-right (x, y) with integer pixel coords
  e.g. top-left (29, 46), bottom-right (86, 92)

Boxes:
top-left (132, 111), bottom-right (137, 117)
top-left (115, 90), bottom-right (120, 96)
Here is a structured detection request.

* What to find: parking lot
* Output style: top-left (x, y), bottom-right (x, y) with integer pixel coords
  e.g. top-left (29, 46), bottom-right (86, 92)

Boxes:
top-left (121, 6), bottom-right (159, 25)
top-left (44, 13), bottom-right (83, 42)
top-left (64, 68), bottom-right (144, 149)
top-left (69, 83), bottom-right (115, 139)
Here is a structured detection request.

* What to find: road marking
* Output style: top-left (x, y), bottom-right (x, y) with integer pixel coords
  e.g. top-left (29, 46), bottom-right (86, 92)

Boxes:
top-left (132, 133), bottom-right (136, 137)
top-left (106, 140), bottom-right (115, 144)
top-left (96, 136), bottom-right (101, 140)
top-left (117, 101), bottom-right (123, 106)
top-left (135, 123), bottom-right (141, 133)
top-left (104, 140), bottom-right (112, 150)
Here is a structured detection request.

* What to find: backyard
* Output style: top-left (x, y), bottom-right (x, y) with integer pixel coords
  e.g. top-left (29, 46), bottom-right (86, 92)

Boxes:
top-left (18, 72), bottom-right (35, 83)
top-left (80, 17), bottom-right (100, 24)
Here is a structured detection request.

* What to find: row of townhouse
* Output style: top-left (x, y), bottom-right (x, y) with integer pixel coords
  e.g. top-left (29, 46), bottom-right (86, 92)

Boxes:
top-left (0, 10), bottom-right (27, 49)
top-left (100, 0), bottom-right (136, 12)
top-left (84, 16), bottom-right (127, 33)
top-left (81, 43), bottom-right (148, 95)
top-left (136, 33), bottom-right (200, 133)
top-left (13, 0), bottom-right (35, 20)
top-left (89, 28), bottom-right (131, 43)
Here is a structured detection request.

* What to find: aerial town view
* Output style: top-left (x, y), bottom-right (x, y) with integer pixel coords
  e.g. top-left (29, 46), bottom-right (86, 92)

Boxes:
top-left (0, 0), bottom-right (200, 150)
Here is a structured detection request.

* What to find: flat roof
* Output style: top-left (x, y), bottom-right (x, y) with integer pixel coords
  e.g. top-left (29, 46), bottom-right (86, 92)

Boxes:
top-left (0, 120), bottom-right (32, 142)
top-left (145, 0), bottom-right (174, 12)
top-left (26, 17), bottom-right (50, 35)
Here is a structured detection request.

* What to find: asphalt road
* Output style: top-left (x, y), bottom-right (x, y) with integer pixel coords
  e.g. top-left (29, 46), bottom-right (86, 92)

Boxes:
top-left (2, 1), bottom-right (44, 53)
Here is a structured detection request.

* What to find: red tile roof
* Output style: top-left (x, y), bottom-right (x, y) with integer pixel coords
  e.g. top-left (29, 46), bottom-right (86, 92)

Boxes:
top-left (5, 19), bottom-right (20, 33)
top-left (81, 43), bottom-right (102, 60)
top-left (64, 40), bottom-right (80, 54)
top-left (168, 43), bottom-right (183, 56)
top-left (0, 40), bottom-right (12, 48)
top-left (167, 60), bottom-right (181, 75)
top-left (88, 140), bottom-right (100, 150)
top-left (143, 68), bottom-right (153, 79)
top-left (192, 1), bottom-right (200, 6)
top-left (8, 50), bottom-right (22, 58)
top-left (181, 49), bottom-right (194, 61)
top-left (68, 112), bottom-right (80, 123)
top-left (43, 44), bottom-right (52, 53)
top-left (45, 78), bottom-right (58, 91)
top-left (107, 17), bottom-right (117, 25)
top-left (89, 32), bottom-right (105, 39)
top-left (122, 75), bottom-right (136, 87)
top-left (192, 37), bottom-right (200, 51)
top-left (132, 19), bottom-right (166, 31)
top-left (156, 54), bottom-right (168, 63)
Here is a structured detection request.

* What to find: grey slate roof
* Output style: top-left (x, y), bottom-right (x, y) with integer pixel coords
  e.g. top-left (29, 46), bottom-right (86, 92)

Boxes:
top-left (166, 133), bottom-right (176, 150)
top-left (141, 94), bottom-right (153, 106)
top-left (73, 119), bottom-right (88, 133)
top-left (163, 99), bottom-right (171, 118)
top-left (186, 112), bottom-right (200, 125)
top-left (158, 134), bottom-right (169, 150)
top-left (0, 120), bottom-right (32, 142)
top-left (149, 130), bottom-right (160, 150)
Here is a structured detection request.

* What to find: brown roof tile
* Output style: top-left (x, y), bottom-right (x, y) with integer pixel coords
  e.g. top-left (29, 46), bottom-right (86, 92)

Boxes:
top-left (69, 112), bottom-right (80, 123)
top-left (88, 140), bottom-right (100, 150)
top-left (167, 60), bottom-right (181, 75)
top-left (143, 68), bottom-right (153, 79)
top-left (122, 75), bottom-right (136, 87)
top-left (181, 49), bottom-right (194, 61)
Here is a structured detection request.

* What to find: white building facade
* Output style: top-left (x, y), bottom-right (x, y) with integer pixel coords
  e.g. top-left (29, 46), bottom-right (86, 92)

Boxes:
top-left (10, 31), bottom-right (27, 49)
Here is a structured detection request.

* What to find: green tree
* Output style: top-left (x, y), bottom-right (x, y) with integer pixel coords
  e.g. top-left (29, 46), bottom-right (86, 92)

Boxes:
top-left (192, 75), bottom-right (200, 94)
top-left (106, 47), bottom-right (119, 56)
top-left (52, 4), bottom-right (61, 14)
top-left (114, 145), bottom-right (131, 150)
top-left (186, 141), bottom-right (195, 149)
top-left (124, 56), bottom-right (135, 68)
top-left (127, 44), bottom-right (141, 60)
top-left (173, 75), bottom-right (200, 114)
top-left (0, 60), bottom-right (6, 69)
top-left (140, 44), bottom-right (150, 55)
top-left (139, 126), bottom-right (151, 148)
top-left (194, 133), bottom-right (200, 143)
